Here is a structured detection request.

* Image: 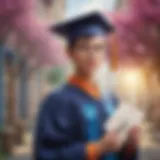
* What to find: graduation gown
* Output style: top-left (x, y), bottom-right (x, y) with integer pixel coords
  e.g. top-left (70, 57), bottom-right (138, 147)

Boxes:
top-left (34, 83), bottom-right (138, 160)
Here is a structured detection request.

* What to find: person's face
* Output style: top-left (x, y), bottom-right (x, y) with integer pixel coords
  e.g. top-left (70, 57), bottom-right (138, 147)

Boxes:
top-left (68, 36), bottom-right (107, 76)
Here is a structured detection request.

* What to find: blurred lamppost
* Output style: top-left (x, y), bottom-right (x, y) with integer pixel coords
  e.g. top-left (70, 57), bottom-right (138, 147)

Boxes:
top-left (0, 45), bottom-right (5, 131)
top-left (19, 58), bottom-right (29, 121)
top-left (0, 45), bottom-right (6, 154)
top-left (5, 50), bottom-right (16, 127)
top-left (0, 48), bottom-right (18, 155)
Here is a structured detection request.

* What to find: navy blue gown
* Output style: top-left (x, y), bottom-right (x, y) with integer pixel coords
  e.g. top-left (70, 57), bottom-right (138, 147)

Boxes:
top-left (34, 84), bottom-right (137, 160)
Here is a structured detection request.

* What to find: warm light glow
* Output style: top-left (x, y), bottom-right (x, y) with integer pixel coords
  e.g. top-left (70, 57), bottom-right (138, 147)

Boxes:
top-left (118, 68), bottom-right (144, 88)
top-left (116, 68), bottom-right (147, 105)
top-left (122, 70), bottom-right (143, 87)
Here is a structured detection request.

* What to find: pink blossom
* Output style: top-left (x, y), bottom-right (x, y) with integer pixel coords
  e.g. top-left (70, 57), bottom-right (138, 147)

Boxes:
top-left (0, 0), bottom-right (67, 66)
top-left (109, 0), bottom-right (160, 66)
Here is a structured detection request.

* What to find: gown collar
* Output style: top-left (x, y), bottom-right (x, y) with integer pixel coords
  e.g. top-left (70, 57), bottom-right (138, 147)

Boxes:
top-left (68, 75), bottom-right (101, 99)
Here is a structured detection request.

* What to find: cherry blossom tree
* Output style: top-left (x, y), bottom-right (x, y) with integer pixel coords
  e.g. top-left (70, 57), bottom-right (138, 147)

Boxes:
top-left (110, 0), bottom-right (160, 70)
top-left (0, 0), bottom-right (66, 66)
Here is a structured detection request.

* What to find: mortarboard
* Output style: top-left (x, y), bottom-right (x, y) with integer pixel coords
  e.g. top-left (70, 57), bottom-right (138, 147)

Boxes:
top-left (51, 11), bottom-right (114, 43)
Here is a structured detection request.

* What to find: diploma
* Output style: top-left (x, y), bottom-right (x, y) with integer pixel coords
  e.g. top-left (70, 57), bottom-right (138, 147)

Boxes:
top-left (105, 103), bottom-right (144, 145)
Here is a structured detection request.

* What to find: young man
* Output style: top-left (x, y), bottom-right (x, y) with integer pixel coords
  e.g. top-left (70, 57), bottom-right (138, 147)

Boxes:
top-left (34, 12), bottom-right (139, 160)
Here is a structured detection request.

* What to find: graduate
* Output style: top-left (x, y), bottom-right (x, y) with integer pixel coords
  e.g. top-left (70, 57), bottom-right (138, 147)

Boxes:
top-left (34, 11), bottom-right (139, 160)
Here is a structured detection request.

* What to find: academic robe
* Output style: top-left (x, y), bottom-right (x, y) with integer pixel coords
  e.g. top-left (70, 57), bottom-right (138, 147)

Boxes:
top-left (34, 84), bottom-right (138, 160)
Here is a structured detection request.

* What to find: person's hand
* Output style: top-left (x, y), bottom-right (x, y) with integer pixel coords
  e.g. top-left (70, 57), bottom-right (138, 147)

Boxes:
top-left (96, 132), bottom-right (120, 155)
top-left (127, 126), bottom-right (141, 146)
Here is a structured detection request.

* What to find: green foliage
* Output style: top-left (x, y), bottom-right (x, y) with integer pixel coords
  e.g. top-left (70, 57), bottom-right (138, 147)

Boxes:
top-left (47, 67), bottom-right (65, 86)
top-left (0, 153), bottom-right (8, 160)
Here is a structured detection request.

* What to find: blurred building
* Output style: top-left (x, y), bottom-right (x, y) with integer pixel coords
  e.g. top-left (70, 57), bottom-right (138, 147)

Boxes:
top-left (0, 0), bottom-right (66, 157)
top-left (36, 0), bottom-right (65, 23)
top-left (27, 0), bottom-right (66, 122)
top-left (14, 0), bottom-right (66, 125)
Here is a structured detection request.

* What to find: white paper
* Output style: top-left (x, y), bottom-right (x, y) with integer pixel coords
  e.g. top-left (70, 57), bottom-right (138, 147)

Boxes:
top-left (105, 103), bottom-right (144, 145)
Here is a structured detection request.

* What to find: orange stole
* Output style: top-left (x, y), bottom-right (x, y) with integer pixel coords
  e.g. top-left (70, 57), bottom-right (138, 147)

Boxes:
top-left (68, 75), bottom-right (100, 99)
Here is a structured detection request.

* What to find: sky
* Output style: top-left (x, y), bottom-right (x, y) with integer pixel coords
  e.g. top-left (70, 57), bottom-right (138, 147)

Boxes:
top-left (66, 0), bottom-right (117, 17)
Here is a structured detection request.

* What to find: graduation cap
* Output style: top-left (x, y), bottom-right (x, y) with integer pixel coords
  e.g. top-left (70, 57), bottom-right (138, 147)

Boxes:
top-left (51, 11), bottom-right (114, 44)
